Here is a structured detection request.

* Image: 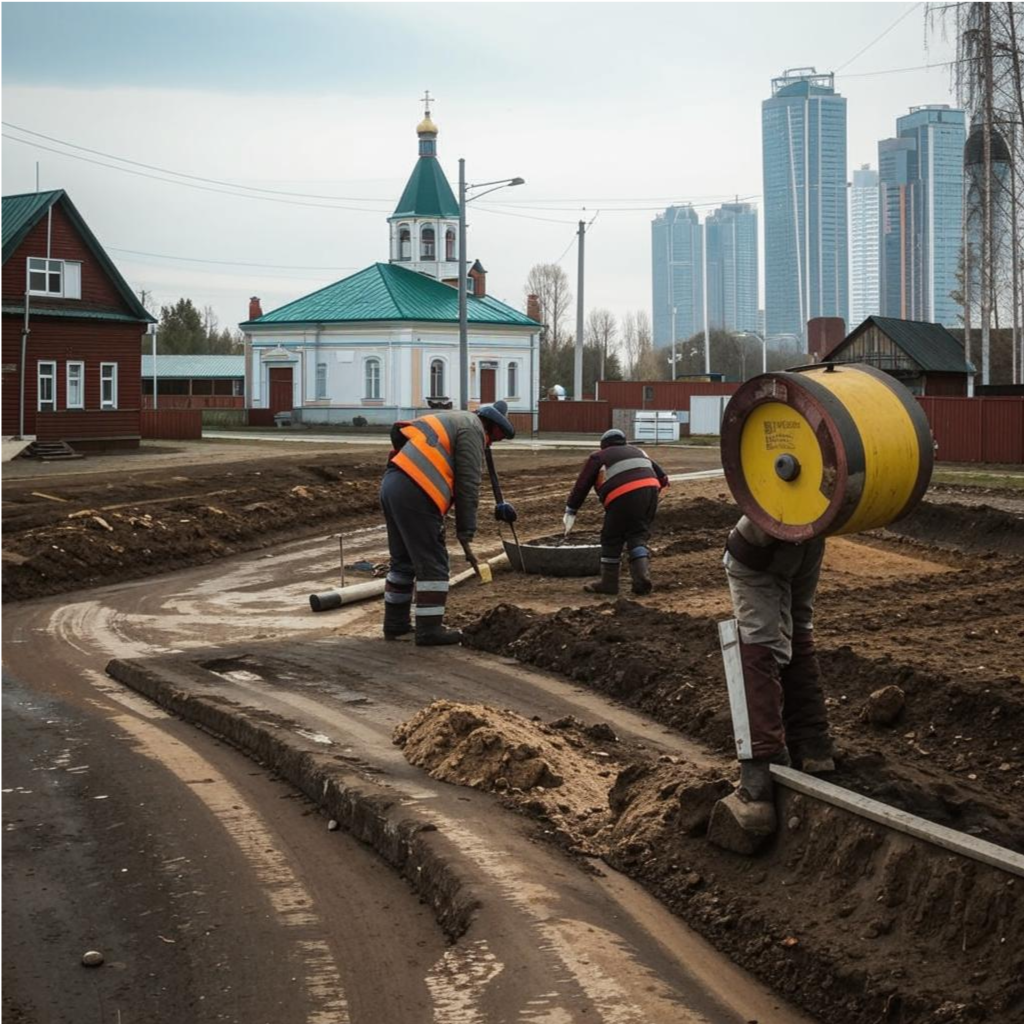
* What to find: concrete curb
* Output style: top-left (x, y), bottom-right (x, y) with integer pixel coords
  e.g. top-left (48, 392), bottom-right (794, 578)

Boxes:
top-left (105, 657), bottom-right (481, 940)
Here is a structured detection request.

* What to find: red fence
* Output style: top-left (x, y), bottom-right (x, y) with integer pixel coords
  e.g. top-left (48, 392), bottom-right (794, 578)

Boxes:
top-left (35, 409), bottom-right (140, 442)
top-left (596, 381), bottom-right (740, 411)
top-left (140, 409), bottom-right (203, 441)
top-left (917, 397), bottom-right (1024, 464)
top-left (538, 400), bottom-right (611, 434)
top-left (142, 396), bottom-right (244, 410)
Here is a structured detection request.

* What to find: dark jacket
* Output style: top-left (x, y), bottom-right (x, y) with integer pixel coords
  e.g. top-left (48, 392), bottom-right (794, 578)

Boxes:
top-left (566, 443), bottom-right (668, 513)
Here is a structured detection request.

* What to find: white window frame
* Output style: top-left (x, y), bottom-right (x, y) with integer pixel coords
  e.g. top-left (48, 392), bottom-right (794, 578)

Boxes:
top-left (420, 226), bottom-right (436, 260)
top-left (315, 361), bottom-right (328, 400)
top-left (63, 261), bottom-right (82, 300)
top-left (37, 360), bottom-right (57, 412)
top-left (507, 361), bottom-right (519, 399)
top-left (429, 358), bottom-right (446, 398)
top-left (398, 224), bottom-right (411, 261)
top-left (100, 362), bottom-right (118, 410)
top-left (27, 258), bottom-right (64, 297)
top-left (364, 357), bottom-right (382, 400)
top-left (66, 360), bottom-right (85, 410)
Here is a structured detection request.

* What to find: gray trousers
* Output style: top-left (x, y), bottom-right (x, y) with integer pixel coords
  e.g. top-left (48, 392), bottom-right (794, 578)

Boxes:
top-left (724, 539), bottom-right (825, 666)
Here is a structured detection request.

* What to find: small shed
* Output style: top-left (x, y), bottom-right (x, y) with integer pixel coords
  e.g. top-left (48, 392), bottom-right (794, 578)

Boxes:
top-left (141, 355), bottom-right (244, 408)
top-left (823, 316), bottom-right (970, 396)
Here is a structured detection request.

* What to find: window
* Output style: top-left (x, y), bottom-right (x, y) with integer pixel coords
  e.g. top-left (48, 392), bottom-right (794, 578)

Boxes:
top-left (421, 226), bottom-right (435, 260)
top-left (64, 262), bottom-right (82, 299)
top-left (38, 361), bottom-right (56, 411)
top-left (26, 259), bottom-right (81, 299)
top-left (445, 229), bottom-right (456, 261)
top-left (399, 225), bottom-right (411, 261)
top-left (507, 362), bottom-right (518, 398)
top-left (429, 358), bottom-right (445, 398)
top-left (66, 361), bottom-right (84, 409)
top-left (467, 276), bottom-right (476, 295)
top-left (100, 363), bottom-right (118, 409)
top-left (364, 358), bottom-right (381, 400)
top-left (316, 362), bottom-right (328, 400)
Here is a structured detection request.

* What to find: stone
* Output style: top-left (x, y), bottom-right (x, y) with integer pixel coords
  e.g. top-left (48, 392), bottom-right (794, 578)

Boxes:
top-left (81, 951), bottom-right (104, 967)
top-left (327, 820), bottom-right (339, 831)
top-left (863, 685), bottom-right (906, 726)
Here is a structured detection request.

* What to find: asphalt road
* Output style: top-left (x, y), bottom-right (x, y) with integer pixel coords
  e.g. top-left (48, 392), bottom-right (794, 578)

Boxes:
top-left (3, 522), bottom-right (809, 1024)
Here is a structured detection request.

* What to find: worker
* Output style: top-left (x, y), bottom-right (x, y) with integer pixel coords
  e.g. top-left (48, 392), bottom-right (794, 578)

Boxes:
top-left (710, 514), bottom-right (835, 851)
top-left (380, 400), bottom-right (517, 646)
top-left (562, 428), bottom-right (669, 596)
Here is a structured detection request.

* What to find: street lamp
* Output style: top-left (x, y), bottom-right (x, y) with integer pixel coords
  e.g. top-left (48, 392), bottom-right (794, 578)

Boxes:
top-left (458, 159), bottom-right (525, 410)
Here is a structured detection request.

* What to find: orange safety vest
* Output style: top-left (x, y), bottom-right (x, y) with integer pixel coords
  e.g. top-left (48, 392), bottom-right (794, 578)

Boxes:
top-left (390, 415), bottom-right (456, 514)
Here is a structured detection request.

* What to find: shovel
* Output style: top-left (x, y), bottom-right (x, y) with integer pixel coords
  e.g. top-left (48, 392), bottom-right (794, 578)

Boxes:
top-left (485, 447), bottom-right (527, 572)
top-left (460, 538), bottom-right (492, 584)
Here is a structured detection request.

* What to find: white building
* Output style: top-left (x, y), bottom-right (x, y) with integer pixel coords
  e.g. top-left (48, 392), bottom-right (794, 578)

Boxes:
top-left (849, 164), bottom-right (880, 329)
top-left (241, 107), bottom-right (541, 425)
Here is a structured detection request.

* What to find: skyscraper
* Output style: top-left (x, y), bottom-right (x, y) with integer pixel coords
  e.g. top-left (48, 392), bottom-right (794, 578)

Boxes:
top-left (762, 68), bottom-right (849, 344)
top-left (849, 165), bottom-right (880, 329)
top-left (705, 202), bottom-right (759, 334)
top-left (651, 205), bottom-right (704, 347)
top-left (878, 105), bottom-right (966, 325)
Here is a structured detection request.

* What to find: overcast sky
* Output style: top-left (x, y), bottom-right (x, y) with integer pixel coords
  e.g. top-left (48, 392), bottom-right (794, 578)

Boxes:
top-left (2, 2), bottom-right (958, 335)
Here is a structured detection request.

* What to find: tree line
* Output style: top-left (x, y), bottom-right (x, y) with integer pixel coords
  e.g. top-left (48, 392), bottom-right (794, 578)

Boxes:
top-left (138, 293), bottom-right (244, 355)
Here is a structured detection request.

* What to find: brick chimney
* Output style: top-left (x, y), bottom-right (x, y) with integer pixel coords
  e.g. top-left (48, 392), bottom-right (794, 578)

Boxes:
top-left (526, 293), bottom-right (541, 323)
top-left (807, 316), bottom-right (846, 361)
top-left (468, 261), bottom-right (487, 300)
top-left (249, 296), bottom-right (263, 321)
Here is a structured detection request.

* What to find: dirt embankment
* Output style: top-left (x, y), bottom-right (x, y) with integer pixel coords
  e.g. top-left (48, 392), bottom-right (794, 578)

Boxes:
top-left (394, 701), bottom-right (1024, 1024)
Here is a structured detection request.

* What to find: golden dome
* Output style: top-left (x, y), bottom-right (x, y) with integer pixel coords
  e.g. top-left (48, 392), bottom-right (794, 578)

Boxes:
top-left (417, 115), bottom-right (439, 136)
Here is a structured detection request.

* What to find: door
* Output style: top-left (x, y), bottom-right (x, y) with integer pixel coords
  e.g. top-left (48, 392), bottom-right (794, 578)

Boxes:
top-left (268, 367), bottom-right (293, 415)
top-left (480, 366), bottom-right (496, 404)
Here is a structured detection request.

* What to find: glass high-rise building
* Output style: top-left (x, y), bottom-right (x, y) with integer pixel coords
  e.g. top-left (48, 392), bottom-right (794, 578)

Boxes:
top-left (651, 205), bottom-right (704, 347)
top-left (762, 68), bottom-right (848, 344)
top-left (849, 165), bottom-right (880, 329)
top-left (879, 105), bottom-right (965, 325)
top-left (705, 202), bottom-right (759, 334)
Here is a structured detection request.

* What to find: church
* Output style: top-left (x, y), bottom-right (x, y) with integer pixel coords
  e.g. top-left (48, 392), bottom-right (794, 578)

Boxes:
top-left (240, 104), bottom-right (541, 426)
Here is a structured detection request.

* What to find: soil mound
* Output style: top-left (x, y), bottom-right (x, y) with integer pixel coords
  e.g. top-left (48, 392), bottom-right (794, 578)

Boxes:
top-left (888, 499), bottom-right (1024, 556)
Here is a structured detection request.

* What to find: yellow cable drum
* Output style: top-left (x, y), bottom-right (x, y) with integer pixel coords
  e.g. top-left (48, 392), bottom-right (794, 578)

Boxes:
top-left (720, 363), bottom-right (934, 541)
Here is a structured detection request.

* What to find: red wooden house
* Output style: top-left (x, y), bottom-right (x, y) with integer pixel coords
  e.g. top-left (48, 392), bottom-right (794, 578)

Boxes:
top-left (2, 190), bottom-right (154, 448)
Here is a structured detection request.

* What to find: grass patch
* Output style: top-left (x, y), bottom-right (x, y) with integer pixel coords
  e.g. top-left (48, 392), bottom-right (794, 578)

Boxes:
top-left (932, 468), bottom-right (1024, 490)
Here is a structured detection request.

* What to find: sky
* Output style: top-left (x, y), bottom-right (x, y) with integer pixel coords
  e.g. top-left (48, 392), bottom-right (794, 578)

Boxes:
top-left (2, 2), bottom-right (959, 336)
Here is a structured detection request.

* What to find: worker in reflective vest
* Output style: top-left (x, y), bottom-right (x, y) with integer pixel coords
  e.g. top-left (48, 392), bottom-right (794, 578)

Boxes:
top-left (562, 429), bottom-right (669, 596)
top-left (380, 400), bottom-right (517, 646)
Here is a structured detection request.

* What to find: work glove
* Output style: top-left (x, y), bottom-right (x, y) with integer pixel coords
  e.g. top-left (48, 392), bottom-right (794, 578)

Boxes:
top-left (563, 508), bottom-right (577, 535)
top-left (494, 501), bottom-right (518, 524)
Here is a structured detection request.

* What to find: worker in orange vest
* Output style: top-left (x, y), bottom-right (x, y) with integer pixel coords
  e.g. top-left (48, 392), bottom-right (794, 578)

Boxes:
top-left (380, 400), bottom-right (517, 646)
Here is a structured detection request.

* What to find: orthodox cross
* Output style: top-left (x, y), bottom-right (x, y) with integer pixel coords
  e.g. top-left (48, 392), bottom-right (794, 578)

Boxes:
top-left (421, 90), bottom-right (433, 117)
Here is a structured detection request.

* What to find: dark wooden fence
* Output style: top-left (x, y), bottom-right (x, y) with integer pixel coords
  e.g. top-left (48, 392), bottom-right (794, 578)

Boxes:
top-left (537, 400), bottom-right (611, 434)
top-left (142, 396), bottom-right (244, 410)
top-left (140, 409), bottom-right (203, 440)
top-left (917, 397), bottom-right (1024, 464)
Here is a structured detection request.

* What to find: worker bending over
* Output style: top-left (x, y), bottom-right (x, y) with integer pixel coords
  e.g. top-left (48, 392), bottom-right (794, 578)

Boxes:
top-left (380, 401), bottom-right (516, 646)
top-left (710, 514), bottom-right (835, 850)
top-left (563, 428), bottom-right (669, 596)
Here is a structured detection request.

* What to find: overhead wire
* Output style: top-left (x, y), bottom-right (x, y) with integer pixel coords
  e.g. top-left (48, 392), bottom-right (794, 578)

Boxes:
top-left (105, 246), bottom-right (360, 272)
top-left (833, 2), bottom-right (923, 72)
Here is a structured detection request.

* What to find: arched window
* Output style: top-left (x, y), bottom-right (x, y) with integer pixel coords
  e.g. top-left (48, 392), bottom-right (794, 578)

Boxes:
top-left (445, 228), bottom-right (456, 261)
top-left (421, 226), bottom-right (435, 260)
top-left (507, 362), bottom-right (519, 398)
top-left (429, 358), bottom-right (445, 398)
top-left (364, 357), bottom-right (381, 400)
top-left (398, 225), bottom-right (411, 261)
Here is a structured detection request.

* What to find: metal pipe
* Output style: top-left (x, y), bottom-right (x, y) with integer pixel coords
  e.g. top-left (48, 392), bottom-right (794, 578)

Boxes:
top-left (17, 288), bottom-right (30, 440)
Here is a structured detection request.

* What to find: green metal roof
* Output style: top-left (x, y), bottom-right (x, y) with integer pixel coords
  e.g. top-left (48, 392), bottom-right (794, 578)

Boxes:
top-left (2, 303), bottom-right (145, 323)
top-left (142, 355), bottom-right (244, 378)
top-left (2, 189), bottom-right (154, 323)
top-left (833, 316), bottom-right (969, 373)
top-left (241, 263), bottom-right (540, 328)
top-left (392, 157), bottom-right (459, 219)
top-left (2, 191), bottom-right (63, 261)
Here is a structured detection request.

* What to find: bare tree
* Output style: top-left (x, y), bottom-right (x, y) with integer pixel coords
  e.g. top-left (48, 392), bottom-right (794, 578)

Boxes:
top-left (585, 308), bottom-right (617, 381)
top-left (525, 264), bottom-right (573, 349)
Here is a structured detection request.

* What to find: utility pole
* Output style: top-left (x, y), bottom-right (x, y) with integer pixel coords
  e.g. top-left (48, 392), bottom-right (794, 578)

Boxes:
top-left (574, 219), bottom-right (585, 401)
top-left (458, 158), bottom-right (469, 410)
top-left (981, 2), bottom-right (994, 387)
top-left (671, 306), bottom-right (677, 382)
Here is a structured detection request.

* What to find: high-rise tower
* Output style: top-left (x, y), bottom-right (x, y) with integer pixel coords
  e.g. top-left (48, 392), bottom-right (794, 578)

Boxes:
top-left (705, 202), bottom-right (759, 334)
top-left (849, 165), bottom-right (880, 329)
top-left (651, 205), bottom-right (704, 347)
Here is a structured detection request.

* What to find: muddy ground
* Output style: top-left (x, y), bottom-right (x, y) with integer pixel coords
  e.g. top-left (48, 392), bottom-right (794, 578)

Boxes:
top-left (1, 442), bottom-right (718, 602)
top-left (438, 488), bottom-right (1024, 1023)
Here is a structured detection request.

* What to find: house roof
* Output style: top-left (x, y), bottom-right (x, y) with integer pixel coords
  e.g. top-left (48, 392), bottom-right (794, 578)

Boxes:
top-left (828, 316), bottom-right (970, 373)
top-left (141, 355), bottom-right (245, 379)
top-left (391, 157), bottom-right (459, 220)
top-left (2, 190), bottom-right (155, 323)
top-left (241, 262), bottom-right (540, 329)
top-left (1, 304), bottom-right (147, 323)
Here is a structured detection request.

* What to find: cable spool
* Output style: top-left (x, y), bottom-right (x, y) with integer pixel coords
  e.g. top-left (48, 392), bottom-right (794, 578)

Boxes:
top-left (720, 363), bottom-right (933, 541)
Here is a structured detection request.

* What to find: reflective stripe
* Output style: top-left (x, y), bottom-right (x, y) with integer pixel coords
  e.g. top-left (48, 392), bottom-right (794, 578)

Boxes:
top-left (392, 415), bottom-right (456, 515)
top-left (604, 457), bottom-right (653, 481)
top-left (600, 556), bottom-right (620, 564)
top-left (415, 580), bottom-right (449, 592)
top-left (415, 605), bottom-right (446, 617)
top-left (604, 476), bottom-right (661, 506)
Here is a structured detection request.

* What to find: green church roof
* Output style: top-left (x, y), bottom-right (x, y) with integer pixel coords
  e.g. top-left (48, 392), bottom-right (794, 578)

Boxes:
top-left (392, 155), bottom-right (459, 220)
top-left (241, 263), bottom-right (540, 329)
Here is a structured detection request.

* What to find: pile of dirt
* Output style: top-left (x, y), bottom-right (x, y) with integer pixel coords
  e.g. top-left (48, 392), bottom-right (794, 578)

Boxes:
top-left (887, 499), bottom-right (1024, 556)
top-left (396, 700), bottom-right (1024, 1024)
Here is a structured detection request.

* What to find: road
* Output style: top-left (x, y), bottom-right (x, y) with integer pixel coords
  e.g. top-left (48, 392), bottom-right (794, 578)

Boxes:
top-left (3, 522), bottom-right (809, 1024)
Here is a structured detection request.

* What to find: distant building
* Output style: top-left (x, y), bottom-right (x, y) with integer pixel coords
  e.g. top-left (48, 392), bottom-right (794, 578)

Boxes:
top-left (762, 68), bottom-right (849, 344)
top-left (705, 202), bottom-right (759, 334)
top-left (651, 205), bottom-right (704, 347)
top-left (849, 165), bottom-right (880, 329)
top-left (141, 355), bottom-right (244, 409)
top-left (878, 106), bottom-right (965, 326)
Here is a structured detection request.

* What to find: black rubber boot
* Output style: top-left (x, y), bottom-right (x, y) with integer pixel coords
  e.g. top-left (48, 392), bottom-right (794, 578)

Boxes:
top-left (584, 562), bottom-right (620, 595)
top-left (707, 759), bottom-right (777, 854)
top-left (794, 735), bottom-right (836, 775)
top-left (629, 555), bottom-right (653, 596)
top-left (383, 601), bottom-right (413, 641)
top-left (415, 621), bottom-right (463, 646)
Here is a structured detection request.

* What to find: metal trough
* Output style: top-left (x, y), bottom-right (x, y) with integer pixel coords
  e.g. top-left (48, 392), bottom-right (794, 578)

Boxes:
top-left (502, 536), bottom-right (601, 577)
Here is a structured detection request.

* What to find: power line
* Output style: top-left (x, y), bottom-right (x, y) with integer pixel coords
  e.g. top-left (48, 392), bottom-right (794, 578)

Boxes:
top-left (834, 2), bottom-right (923, 73)
top-left (106, 246), bottom-right (360, 272)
